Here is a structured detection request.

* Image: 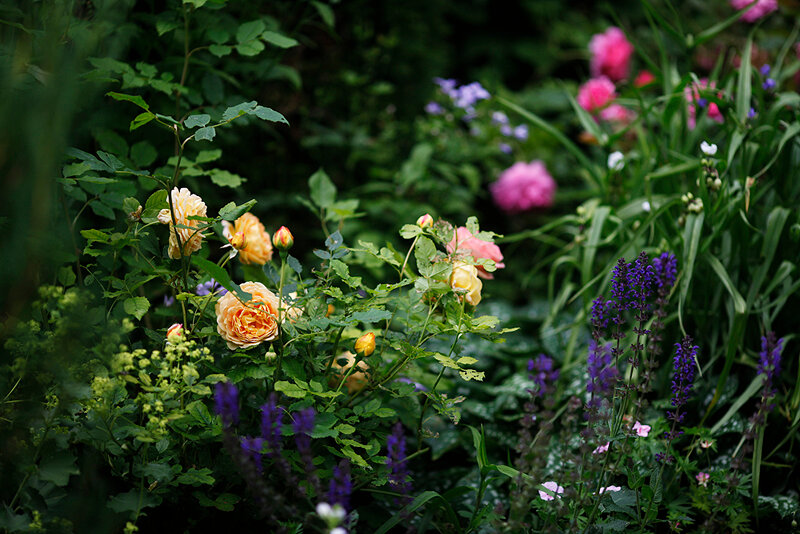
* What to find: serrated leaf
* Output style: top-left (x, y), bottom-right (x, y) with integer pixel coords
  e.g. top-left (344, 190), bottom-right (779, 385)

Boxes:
top-left (223, 101), bottom-right (257, 121)
top-left (130, 111), bottom-right (155, 131)
top-left (250, 105), bottom-right (288, 124)
top-left (196, 149), bottom-right (222, 164)
top-left (123, 297), bottom-right (150, 320)
top-left (107, 91), bottom-right (149, 110)
top-left (274, 380), bottom-right (306, 398)
top-left (176, 467), bottom-right (215, 486)
top-left (351, 309), bottom-right (392, 323)
top-left (194, 126), bottom-right (216, 142)
top-left (218, 199), bottom-right (256, 220)
top-left (236, 20), bottom-right (266, 43)
top-left (236, 40), bottom-right (265, 56)
top-left (208, 169), bottom-right (244, 188)
top-left (38, 453), bottom-right (78, 487)
top-left (309, 168), bottom-right (336, 208)
top-left (185, 114), bottom-right (211, 128)
top-left (261, 30), bottom-right (298, 48)
top-left (108, 489), bottom-right (160, 513)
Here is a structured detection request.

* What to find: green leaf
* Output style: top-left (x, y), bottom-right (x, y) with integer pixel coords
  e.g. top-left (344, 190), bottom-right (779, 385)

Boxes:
top-left (123, 297), bottom-right (150, 320)
top-left (196, 149), bottom-right (222, 164)
top-left (312, 1), bottom-right (335, 27)
top-left (130, 111), bottom-right (155, 131)
top-left (191, 256), bottom-right (252, 303)
top-left (219, 199), bottom-right (257, 220)
top-left (131, 141), bottom-right (157, 167)
top-left (261, 30), bottom-right (298, 48)
top-left (375, 491), bottom-right (459, 534)
top-left (222, 101), bottom-right (257, 121)
top-left (38, 453), bottom-right (79, 487)
top-left (236, 20), bottom-right (266, 43)
top-left (710, 375), bottom-right (766, 435)
top-left (309, 168), bottom-right (336, 208)
top-left (735, 36), bottom-right (753, 122)
top-left (176, 467), bottom-right (215, 486)
top-left (209, 169), bottom-right (244, 188)
top-left (194, 127), bottom-right (216, 142)
top-left (108, 490), bottom-right (160, 513)
top-left (209, 44), bottom-right (232, 58)
top-left (155, 18), bottom-right (180, 36)
top-left (185, 114), bottom-right (211, 128)
top-left (236, 40), bottom-right (265, 56)
top-left (705, 254), bottom-right (746, 314)
top-left (399, 224), bottom-right (422, 239)
top-left (351, 309), bottom-right (392, 323)
top-left (678, 212), bottom-right (704, 333)
top-left (274, 380), bottom-right (306, 398)
top-left (251, 105), bottom-right (289, 125)
top-left (107, 91), bottom-right (150, 110)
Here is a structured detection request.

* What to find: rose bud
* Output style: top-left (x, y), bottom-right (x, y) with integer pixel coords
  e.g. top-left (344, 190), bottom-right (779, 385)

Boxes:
top-left (354, 332), bottom-right (376, 357)
top-left (272, 226), bottom-right (294, 250)
top-left (416, 213), bottom-right (433, 228)
top-left (166, 323), bottom-right (184, 343)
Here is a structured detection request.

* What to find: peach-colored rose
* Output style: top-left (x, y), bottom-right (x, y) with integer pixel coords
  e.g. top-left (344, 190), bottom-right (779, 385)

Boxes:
top-left (215, 281), bottom-right (280, 350)
top-left (328, 351), bottom-right (370, 394)
top-left (450, 261), bottom-right (483, 306)
top-left (222, 213), bottom-right (273, 265)
top-left (157, 187), bottom-right (208, 259)
top-left (446, 226), bottom-right (504, 279)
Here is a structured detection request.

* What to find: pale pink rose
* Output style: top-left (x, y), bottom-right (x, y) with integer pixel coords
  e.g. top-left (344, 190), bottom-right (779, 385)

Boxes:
top-left (490, 161), bottom-right (557, 214)
top-left (447, 227), bottom-right (505, 280)
top-left (538, 481), bottom-right (564, 501)
top-left (592, 441), bottom-right (610, 454)
top-left (577, 77), bottom-right (617, 113)
top-left (730, 0), bottom-right (778, 22)
top-left (589, 27), bottom-right (634, 82)
top-left (599, 103), bottom-right (634, 124)
top-left (632, 421), bottom-right (651, 437)
top-left (685, 79), bottom-right (724, 130)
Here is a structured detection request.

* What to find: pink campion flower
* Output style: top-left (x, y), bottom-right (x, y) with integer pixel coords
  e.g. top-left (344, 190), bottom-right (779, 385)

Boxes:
top-left (592, 442), bottom-right (610, 454)
top-left (447, 226), bottom-right (505, 280)
top-left (538, 481), bottom-right (564, 501)
top-left (685, 79), bottom-right (724, 130)
top-left (577, 77), bottom-right (617, 113)
top-left (730, 0), bottom-right (778, 22)
top-left (632, 421), bottom-right (651, 437)
top-left (696, 472), bottom-right (710, 487)
top-left (589, 27), bottom-right (634, 82)
top-left (634, 70), bottom-right (655, 88)
top-left (599, 103), bottom-right (634, 125)
top-left (490, 161), bottom-right (557, 214)
top-left (599, 485), bottom-right (622, 494)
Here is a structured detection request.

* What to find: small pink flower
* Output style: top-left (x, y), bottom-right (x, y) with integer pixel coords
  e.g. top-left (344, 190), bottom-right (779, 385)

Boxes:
top-left (577, 77), bottom-right (617, 113)
top-left (538, 481), bottom-right (564, 501)
top-left (593, 442), bottom-right (610, 454)
top-left (730, 0), bottom-right (778, 22)
top-left (490, 160), bottom-right (557, 214)
top-left (447, 227), bottom-right (505, 279)
top-left (700, 439), bottom-right (714, 449)
top-left (685, 79), bottom-right (724, 130)
top-left (589, 27), bottom-right (634, 82)
top-left (599, 485), bottom-right (622, 494)
top-left (634, 70), bottom-right (655, 88)
top-left (696, 472), bottom-right (710, 487)
top-left (632, 421), bottom-right (651, 437)
top-left (599, 103), bottom-right (634, 125)
top-left (166, 323), bottom-right (184, 344)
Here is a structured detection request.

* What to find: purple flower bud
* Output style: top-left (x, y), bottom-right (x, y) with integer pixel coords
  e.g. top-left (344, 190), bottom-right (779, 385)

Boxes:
top-left (498, 143), bottom-right (512, 154)
top-left (513, 124), bottom-right (529, 140)
top-left (492, 111), bottom-right (509, 125)
top-left (748, 107), bottom-right (757, 119)
top-left (528, 354), bottom-right (559, 396)
top-left (425, 101), bottom-right (444, 115)
top-left (652, 252), bottom-right (677, 290)
top-left (196, 278), bottom-right (228, 296)
top-left (760, 64), bottom-right (771, 76)
top-left (762, 78), bottom-right (776, 91)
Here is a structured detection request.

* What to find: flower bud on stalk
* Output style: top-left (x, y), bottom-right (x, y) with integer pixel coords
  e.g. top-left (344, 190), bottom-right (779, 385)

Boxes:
top-left (416, 213), bottom-right (433, 228)
top-left (272, 226), bottom-right (294, 251)
top-left (166, 323), bottom-right (184, 344)
top-left (355, 332), bottom-right (376, 357)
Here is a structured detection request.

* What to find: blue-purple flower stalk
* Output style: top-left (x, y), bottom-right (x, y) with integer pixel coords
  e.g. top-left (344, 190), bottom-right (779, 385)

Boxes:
top-left (261, 393), bottom-right (283, 456)
top-left (748, 332), bottom-right (785, 433)
top-left (587, 341), bottom-right (616, 411)
top-left (196, 278), bottom-right (227, 296)
top-left (327, 459), bottom-right (352, 511)
top-left (240, 436), bottom-right (265, 473)
top-left (214, 381), bottom-right (239, 426)
top-left (387, 422), bottom-right (412, 505)
top-left (293, 407), bottom-right (320, 496)
top-left (667, 337), bottom-right (699, 427)
top-left (528, 354), bottom-right (559, 397)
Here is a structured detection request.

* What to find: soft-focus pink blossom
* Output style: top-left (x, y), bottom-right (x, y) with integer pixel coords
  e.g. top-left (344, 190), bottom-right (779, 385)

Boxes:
top-left (599, 485), bottom-right (622, 494)
top-left (696, 472), bottom-right (710, 487)
top-left (447, 226), bottom-right (505, 280)
top-left (490, 161), bottom-right (557, 215)
top-left (589, 27), bottom-right (634, 82)
top-left (577, 77), bottom-right (617, 113)
top-left (538, 481), bottom-right (564, 501)
top-left (599, 103), bottom-right (634, 124)
top-left (730, 0), bottom-right (778, 22)
top-left (592, 442), bottom-right (610, 454)
top-left (633, 421), bottom-right (651, 437)
top-left (685, 79), bottom-right (724, 130)
top-left (634, 70), bottom-right (655, 88)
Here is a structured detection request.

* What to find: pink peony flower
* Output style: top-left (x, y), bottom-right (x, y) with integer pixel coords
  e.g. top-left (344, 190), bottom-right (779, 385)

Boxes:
top-left (592, 442), bottom-right (610, 454)
top-left (696, 472), bottom-right (710, 487)
top-left (730, 0), bottom-right (778, 22)
top-left (634, 70), bottom-right (655, 88)
top-left (685, 79), bottom-right (724, 130)
top-left (447, 226), bottom-right (505, 280)
top-left (589, 27), bottom-right (634, 82)
top-left (538, 481), bottom-right (564, 501)
top-left (490, 161), bottom-right (557, 215)
top-left (633, 421), bottom-right (651, 437)
top-left (577, 77), bottom-right (617, 113)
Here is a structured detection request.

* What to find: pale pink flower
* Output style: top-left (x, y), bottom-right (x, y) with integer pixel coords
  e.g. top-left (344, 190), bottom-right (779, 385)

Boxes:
top-left (730, 0), bottom-right (778, 22)
top-left (589, 27), bottom-right (634, 82)
top-left (447, 226), bottom-right (505, 280)
top-left (599, 103), bottom-right (634, 124)
top-left (700, 439), bottom-right (714, 449)
top-left (592, 442), bottom-right (610, 454)
top-left (577, 77), bottom-right (616, 113)
top-left (490, 161), bottom-right (557, 214)
top-left (696, 472), bottom-right (710, 487)
top-left (632, 421), bottom-right (651, 437)
top-left (685, 79), bottom-right (724, 130)
top-left (599, 485), bottom-right (622, 494)
top-left (538, 481), bottom-right (564, 501)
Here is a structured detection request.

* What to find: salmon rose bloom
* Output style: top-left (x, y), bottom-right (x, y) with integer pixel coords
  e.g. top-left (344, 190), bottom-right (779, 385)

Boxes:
top-left (157, 187), bottom-right (208, 259)
top-left (216, 281), bottom-right (281, 350)
top-left (446, 226), bottom-right (505, 279)
top-left (222, 213), bottom-right (273, 265)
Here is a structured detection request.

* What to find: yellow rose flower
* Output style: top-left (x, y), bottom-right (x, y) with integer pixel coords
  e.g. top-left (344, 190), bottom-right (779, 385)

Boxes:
top-left (450, 261), bottom-right (483, 306)
top-left (215, 281), bottom-right (281, 350)
top-left (328, 351), bottom-right (370, 394)
top-left (222, 212), bottom-right (273, 265)
top-left (157, 187), bottom-right (208, 259)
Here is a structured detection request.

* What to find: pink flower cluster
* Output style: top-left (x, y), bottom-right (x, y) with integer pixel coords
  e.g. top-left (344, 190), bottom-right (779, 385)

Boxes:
top-left (730, 0), bottom-right (778, 22)
top-left (490, 161), bottom-right (557, 214)
top-left (685, 79), bottom-right (724, 130)
top-left (447, 226), bottom-right (505, 279)
top-left (590, 27), bottom-right (634, 82)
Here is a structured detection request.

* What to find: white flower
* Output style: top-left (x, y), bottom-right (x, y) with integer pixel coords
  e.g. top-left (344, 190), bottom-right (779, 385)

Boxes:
top-left (642, 200), bottom-right (651, 212)
top-left (316, 503), bottom-right (332, 517)
top-left (607, 151), bottom-right (625, 171)
top-left (599, 485), bottom-right (622, 494)
top-left (330, 528), bottom-right (347, 534)
top-left (538, 481), bottom-right (564, 501)
top-left (700, 141), bottom-right (717, 156)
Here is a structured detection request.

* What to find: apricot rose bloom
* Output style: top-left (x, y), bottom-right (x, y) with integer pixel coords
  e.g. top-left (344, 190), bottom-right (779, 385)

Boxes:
top-left (222, 213), bottom-right (273, 265)
top-left (450, 261), bottom-right (483, 306)
top-left (157, 187), bottom-right (208, 259)
top-left (215, 281), bottom-right (281, 350)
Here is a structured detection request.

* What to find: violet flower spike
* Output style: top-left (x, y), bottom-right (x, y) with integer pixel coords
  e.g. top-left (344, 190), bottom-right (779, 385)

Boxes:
top-left (214, 381), bottom-right (239, 426)
top-left (240, 436), bottom-right (265, 473)
top-left (260, 393), bottom-right (283, 456)
top-left (528, 354), bottom-right (559, 397)
top-left (667, 336), bottom-right (699, 424)
top-left (387, 423), bottom-right (412, 503)
top-left (327, 459), bottom-right (353, 511)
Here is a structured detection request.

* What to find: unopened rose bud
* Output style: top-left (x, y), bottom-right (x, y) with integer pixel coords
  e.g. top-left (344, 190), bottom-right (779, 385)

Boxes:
top-left (166, 323), bottom-right (184, 343)
top-left (229, 231), bottom-right (246, 250)
top-left (128, 205), bottom-right (143, 222)
top-left (416, 213), bottom-right (433, 228)
top-left (354, 332), bottom-right (376, 357)
top-left (272, 226), bottom-right (294, 250)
